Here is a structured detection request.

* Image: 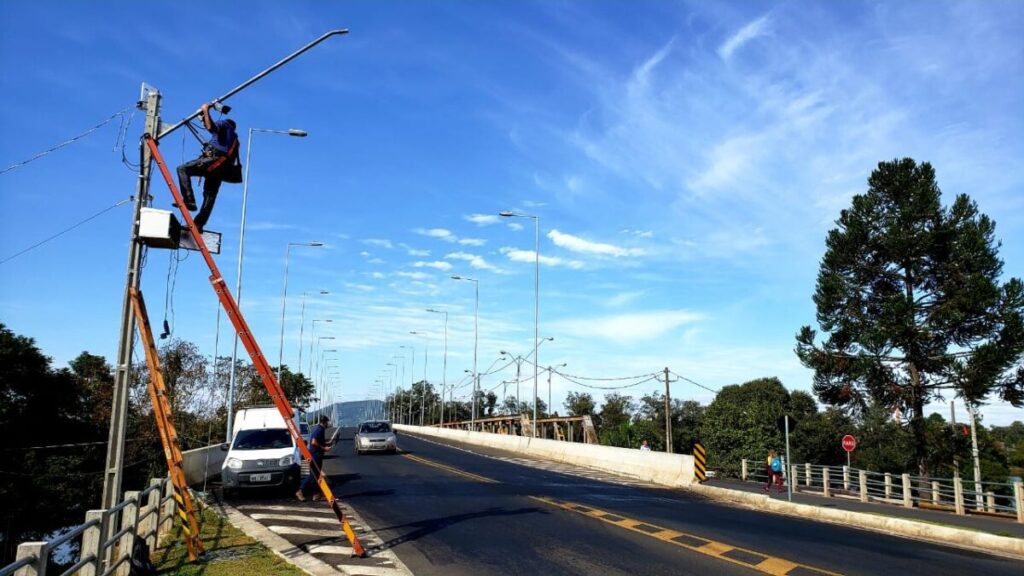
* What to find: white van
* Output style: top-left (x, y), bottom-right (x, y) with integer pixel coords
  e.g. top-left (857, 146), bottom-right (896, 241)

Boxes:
top-left (221, 406), bottom-right (302, 494)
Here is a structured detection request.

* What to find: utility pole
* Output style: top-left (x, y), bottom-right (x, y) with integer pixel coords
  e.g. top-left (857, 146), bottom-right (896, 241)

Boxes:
top-left (967, 403), bottom-right (983, 510)
top-left (102, 86), bottom-right (160, 509)
top-left (664, 367), bottom-right (673, 454)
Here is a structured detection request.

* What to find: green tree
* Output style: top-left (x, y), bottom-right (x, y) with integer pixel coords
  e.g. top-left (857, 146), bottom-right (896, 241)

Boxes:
top-left (598, 393), bottom-right (635, 433)
top-left (699, 377), bottom-right (790, 472)
top-left (564, 391), bottom-right (596, 418)
top-left (796, 158), bottom-right (1024, 476)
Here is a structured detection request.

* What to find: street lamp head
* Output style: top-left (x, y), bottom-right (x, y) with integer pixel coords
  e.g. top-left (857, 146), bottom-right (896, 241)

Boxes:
top-left (499, 211), bottom-right (516, 217)
top-left (319, 290), bottom-right (329, 295)
top-left (308, 241), bottom-right (324, 247)
top-left (288, 129), bottom-right (308, 137)
top-left (450, 275), bottom-right (462, 280)
top-left (545, 336), bottom-right (555, 342)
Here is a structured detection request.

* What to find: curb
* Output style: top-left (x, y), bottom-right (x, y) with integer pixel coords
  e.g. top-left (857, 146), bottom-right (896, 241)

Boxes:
top-left (688, 483), bottom-right (1024, 560)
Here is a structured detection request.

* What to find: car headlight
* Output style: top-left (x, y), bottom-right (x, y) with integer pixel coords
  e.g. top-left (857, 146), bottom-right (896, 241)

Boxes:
top-left (359, 437), bottom-right (369, 446)
top-left (386, 435), bottom-right (396, 444)
top-left (226, 457), bottom-right (243, 470)
top-left (279, 455), bottom-right (294, 467)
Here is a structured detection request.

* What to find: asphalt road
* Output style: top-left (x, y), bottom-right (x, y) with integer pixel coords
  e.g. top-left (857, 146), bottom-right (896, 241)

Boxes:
top-left (323, 428), bottom-right (1019, 575)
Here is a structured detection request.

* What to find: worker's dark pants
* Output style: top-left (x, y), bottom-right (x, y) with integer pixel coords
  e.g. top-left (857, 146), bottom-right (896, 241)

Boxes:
top-left (177, 154), bottom-right (225, 231)
top-left (299, 452), bottom-right (324, 496)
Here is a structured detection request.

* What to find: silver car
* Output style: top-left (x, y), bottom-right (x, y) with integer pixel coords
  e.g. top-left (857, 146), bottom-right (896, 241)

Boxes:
top-left (354, 421), bottom-right (398, 455)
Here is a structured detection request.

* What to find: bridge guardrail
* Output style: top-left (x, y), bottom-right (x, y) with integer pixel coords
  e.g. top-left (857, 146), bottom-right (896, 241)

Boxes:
top-left (3, 442), bottom-right (225, 576)
top-left (740, 457), bottom-right (1024, 523)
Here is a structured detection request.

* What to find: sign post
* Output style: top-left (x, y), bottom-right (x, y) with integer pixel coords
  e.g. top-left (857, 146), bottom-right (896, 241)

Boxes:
top-left (842, 434), bottom-right (857, 469)
top-left (777, 415), bottom-right (797, 502)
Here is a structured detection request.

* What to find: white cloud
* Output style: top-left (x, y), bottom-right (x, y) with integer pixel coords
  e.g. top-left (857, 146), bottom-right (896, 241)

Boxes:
top-left (408, 248), bottom-right (430, 257)
top-left (499, 247), bottom-right (584, 269)
top-left (362, 238), bottom-right (393, 249)
top-left (458, 238), bottom-right (486, 247)
top-left (248, 221), bottom-right (297, 231)
top-left (413, 228), bottom-right (456, 242)
top-left (606, 291), bottom-right (646, 307)
top-left (507, 222), bottom-right (524, 231)
top-left (718, 15), bottom-right (771, 60)
top-left (553, 310), bottom-right (704, 344)
top-left (368, 258), bottom-right (385, 265)
top-left (465, 214), bottom-right (499, 226)
top-left (370, 272), bottom-right (386, 280)
top-left (345, 283), bottom-right (375, 292)
top-left (396, 271), bottom-right (430, 280)
top-left (414, 260), bottom-right (453, 271)
top-left (547, 229), bottom-right (644, 257)
top-left (445, 251), bottom-right (502, 272)
top-left (622, 229), bottom-right (653, 238)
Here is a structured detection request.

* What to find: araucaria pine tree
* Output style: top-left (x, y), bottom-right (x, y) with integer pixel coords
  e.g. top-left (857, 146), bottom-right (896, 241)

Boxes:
top-left (796, 158), bottom-right (1024, 476)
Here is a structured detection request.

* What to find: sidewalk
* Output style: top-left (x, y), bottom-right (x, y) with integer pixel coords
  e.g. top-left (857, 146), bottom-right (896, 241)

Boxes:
top-left (708, 477), bottom-right (1024, 539)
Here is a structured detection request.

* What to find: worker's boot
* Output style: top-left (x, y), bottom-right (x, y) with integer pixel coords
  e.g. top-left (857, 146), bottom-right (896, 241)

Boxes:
top-left (183, 193), bottom-right (198, 211)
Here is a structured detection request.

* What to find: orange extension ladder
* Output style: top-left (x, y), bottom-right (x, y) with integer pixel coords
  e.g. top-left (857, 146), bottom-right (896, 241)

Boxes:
top-left (129, 286), bottom-right (205, 560)
top-left (142, 133), bottom-right (366, 557)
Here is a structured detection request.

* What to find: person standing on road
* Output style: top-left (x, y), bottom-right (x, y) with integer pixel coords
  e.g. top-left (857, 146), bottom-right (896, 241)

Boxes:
top-left (640, 440), bottom-right (652, 451)
top-left (297, 415), bottom-right (331, 501)
top-left (765, 449), bottom-right (784, 492)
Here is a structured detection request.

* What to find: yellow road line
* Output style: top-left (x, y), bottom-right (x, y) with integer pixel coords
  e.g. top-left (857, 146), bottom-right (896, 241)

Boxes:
top-left (401, 453), bottom-right (499, 484)
top-left (400, 453), bottom-right (840, 575)
top-left (528, 495), bottom-right (842, 576)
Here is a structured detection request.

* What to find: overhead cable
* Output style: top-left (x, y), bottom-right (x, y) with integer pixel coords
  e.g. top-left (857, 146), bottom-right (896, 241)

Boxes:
top-left (1, 106), bottom-right (134, 175)
top-left (670, 370), bottom-right (721, 394)
top-left (0, 196), bottom-right (133, 265)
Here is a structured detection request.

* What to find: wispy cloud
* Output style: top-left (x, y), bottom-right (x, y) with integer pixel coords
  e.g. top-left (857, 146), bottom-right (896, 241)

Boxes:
top-left (507, 222), bottom-right (524, 231)
top-left (465, 214), bottom-right (499, 226)
top-left (414, 260), bottom-right (453, 271)
top-left (396, 271), bottom-right (430, 280)
top-left (552, 310), bottom-right (704, 344)
top-left (718, 14), bottom-right (771, 60)
top-left (445, 251), bottom-right (503, 272)
top-left (548, 229), bottom-right (644, 257)
top-left (361, 238), bottom-right (393, 249)
top-left (345, 283), bottom-right (375, 292)
top-left (248, 221), bottom-right (297, 232)
top-left (500, 247), bottom-right (584, 269)
top-left (414, 228), bottom-right (456, 242)
top-left (458, 238), bottom-right (486, 247)
top-left (606, 291), bottom-right (646, 308)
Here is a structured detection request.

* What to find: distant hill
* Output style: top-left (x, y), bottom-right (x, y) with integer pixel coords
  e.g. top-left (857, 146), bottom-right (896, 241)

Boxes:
top-left (309, 399), bottom-right (384, 427)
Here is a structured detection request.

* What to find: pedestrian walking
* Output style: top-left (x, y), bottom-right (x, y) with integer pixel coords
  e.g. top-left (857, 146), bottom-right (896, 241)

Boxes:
top-left (297, 415), bottom-right (331, 501)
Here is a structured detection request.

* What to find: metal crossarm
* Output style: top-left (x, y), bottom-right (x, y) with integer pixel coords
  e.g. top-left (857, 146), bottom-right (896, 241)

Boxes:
top-left (129, 286), bottom-right (204, 560)
top-left (142, 133), bottom-right (366, 557)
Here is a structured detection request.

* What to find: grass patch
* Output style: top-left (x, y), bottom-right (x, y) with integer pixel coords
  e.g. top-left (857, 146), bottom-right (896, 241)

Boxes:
top-left (154, 508), bottom-right (306, 575)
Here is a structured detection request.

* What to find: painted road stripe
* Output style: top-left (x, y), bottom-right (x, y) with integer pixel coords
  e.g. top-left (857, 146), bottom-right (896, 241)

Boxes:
top-left (401, 453), bottom-right (500, 484)
top-left (266, 524), bottom-right (340, 537)
top-left (249, 513), bottom-right (337, 524)
top-left (529, 495), bottom-right (841, 576)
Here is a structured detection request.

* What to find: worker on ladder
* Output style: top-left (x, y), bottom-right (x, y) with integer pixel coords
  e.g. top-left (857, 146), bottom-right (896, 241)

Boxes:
top-left (176, 102), bottom-right (241, 232)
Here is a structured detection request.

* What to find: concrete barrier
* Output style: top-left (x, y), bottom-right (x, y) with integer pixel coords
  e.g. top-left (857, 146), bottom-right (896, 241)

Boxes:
top-left (395, 424), bottom-right (694, 488)
top-left (181, 444), bottom-right (227, 485)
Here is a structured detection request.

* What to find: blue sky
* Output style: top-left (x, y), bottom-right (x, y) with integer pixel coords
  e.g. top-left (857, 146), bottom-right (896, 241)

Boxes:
top-left (1, 1), bottom-right (1022, 425)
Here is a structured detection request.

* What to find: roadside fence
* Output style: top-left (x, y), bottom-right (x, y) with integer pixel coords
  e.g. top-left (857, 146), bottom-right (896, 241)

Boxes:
top-left (740, 458), bottom-right (1024, 524)
top-left (1, 476), bottom-right (183, 576)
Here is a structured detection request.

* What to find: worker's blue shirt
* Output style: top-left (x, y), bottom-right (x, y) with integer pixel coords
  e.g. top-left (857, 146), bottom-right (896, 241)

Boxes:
top-left (206, 120), bottom-right (237, 155)
top-left (309, 424), bottom-right (327, 457)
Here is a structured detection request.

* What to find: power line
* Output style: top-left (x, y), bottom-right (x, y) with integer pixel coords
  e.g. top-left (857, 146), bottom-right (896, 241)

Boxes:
top-left (0, 196), bottom-right (132, 265)
top-left (0, 106), bottom-right (134, 175)
top-left (669, 370), bottom-right (720, 394)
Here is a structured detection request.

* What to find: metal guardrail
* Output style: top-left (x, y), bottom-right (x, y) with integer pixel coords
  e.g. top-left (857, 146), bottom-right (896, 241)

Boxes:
top-left (2, 476), bottom-right (182, 576)
top-left (740, 458), bottom-right (1024, 523)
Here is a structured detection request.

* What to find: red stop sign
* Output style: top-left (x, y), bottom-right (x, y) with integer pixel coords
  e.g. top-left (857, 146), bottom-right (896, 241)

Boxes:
top-left (842, 435), bottom-right (857, 452)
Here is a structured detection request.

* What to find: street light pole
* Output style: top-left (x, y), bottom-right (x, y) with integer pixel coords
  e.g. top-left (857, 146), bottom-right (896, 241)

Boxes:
top-left (499, 211), bottom-right (540, 436)
top-left (308, 319), bottom-right (332, 376)
top-left (277, 241), bottom-right (323, 382)
top-left (297, 289), bottom-right (328, 375)
top-left (451, 276), bottom-right (479, 428)
top-left (410, 331), bottom-right (430, 426)
top-left (227, 127), bottom-right (307, 440)
top-left (427, 309), bottom-right (448, 425)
